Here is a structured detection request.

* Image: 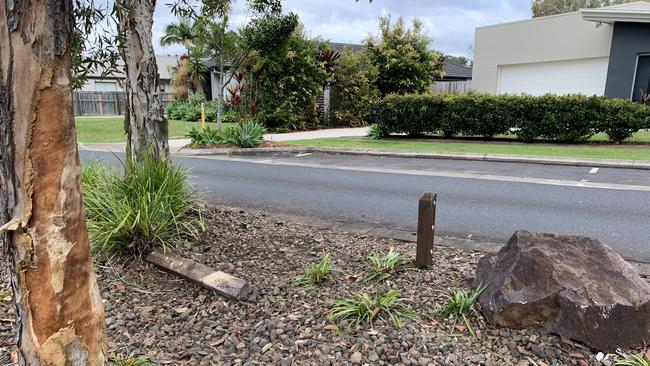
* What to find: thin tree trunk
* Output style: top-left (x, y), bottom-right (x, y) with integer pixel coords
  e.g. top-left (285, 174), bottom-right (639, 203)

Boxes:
top-left (117, 0), bottom-right (169, 160)
top-left (217, 53), bottom-right (224, 131)
top-left (0, 1), bottom-right (107, 365)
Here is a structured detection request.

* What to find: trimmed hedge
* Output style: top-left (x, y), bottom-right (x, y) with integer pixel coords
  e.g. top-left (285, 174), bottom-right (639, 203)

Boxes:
top-left (374, 93), bottom-right (650, 143)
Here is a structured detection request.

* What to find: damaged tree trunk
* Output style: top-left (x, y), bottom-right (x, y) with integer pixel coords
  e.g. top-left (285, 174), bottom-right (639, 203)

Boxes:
top-left (0, 0), bottom-right (107, 364)
top-left (116, 0), bottom-right (169, 160)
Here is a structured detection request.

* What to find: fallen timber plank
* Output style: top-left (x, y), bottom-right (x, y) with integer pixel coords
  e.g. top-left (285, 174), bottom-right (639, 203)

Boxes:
top-left (146, 249), bottom-right (253, 301)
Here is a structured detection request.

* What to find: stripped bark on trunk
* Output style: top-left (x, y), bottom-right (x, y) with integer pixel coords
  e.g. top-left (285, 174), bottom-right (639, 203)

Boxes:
top-left (116, 0), bottom-right (169, 160)
top-left (0, 0), bottom-right (107, 364)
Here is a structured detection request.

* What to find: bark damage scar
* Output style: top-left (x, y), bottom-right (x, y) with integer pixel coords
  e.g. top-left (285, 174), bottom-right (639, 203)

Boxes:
top-left (40, 326), bottom-right (89, 366)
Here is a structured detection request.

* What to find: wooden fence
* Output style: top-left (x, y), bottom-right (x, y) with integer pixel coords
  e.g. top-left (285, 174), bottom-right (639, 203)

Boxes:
top-left (431, 80), bottom-right (472, 95)
top-left (73, 91), bottom-right (176, 116)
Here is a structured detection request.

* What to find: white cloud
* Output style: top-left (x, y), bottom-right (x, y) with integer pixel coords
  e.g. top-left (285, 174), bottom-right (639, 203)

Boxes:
top-left (152, 0), bottom-right (531, 58)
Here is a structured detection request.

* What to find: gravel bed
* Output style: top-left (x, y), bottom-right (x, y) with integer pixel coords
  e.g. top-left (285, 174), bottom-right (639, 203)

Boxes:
top-left (0, 206), bottom-right (631, 365)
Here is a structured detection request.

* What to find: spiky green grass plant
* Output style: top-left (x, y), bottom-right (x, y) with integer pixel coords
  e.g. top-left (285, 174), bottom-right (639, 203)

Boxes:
top-left (329, 289), bottom-right (415, 329)
top-left (616, 351), bottom-right (650, 366)
top-left (364, 248), bottom-right (413, 282)
top-left (295, 253), bottom-right (337, 288)
top-left (82, 153), bottom-right (204, 255)
top-left (110, 354), bottom-right (155, 366)
top-left (433, 283), bottom-right (488, 336)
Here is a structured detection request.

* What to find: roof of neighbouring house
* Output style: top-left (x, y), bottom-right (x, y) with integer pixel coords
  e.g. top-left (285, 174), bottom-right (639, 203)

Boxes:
top-left (330, 42), bottom-right (365, 52)
top-left (442, 61), bottom-right (472, 79)
top-left (581, 1), bottom-right (650, 23)
top-left (87, 55), bottom-right (180, 80)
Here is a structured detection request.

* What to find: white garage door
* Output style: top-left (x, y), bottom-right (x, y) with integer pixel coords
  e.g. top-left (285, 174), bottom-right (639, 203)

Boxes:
top-left (497, 58), bottom-right (609, 96)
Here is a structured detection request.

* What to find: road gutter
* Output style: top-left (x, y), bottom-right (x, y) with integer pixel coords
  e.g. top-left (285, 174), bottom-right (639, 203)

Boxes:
top-left (176, 146), bottom-right (650, 170)
top-left (211, 203), bottom-right (650, 278)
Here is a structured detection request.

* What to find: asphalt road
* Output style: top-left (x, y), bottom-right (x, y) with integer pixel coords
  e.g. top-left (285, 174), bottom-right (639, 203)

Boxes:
top-left (79, 150), bottom-right (650, 262)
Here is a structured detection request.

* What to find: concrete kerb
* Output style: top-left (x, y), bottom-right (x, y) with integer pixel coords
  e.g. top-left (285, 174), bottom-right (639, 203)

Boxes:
top-left (176, 146), bottom-right (650, 170)
top-left (211, 203), bottom-right (650, 278)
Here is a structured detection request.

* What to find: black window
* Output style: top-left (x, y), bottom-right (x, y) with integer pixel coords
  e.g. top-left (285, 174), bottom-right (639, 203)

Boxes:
top-left (632, 55), bottom-right (650, 102)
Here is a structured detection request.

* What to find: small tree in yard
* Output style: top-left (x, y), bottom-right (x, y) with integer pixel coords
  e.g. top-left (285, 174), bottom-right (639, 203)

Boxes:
top-left (171, 0), bottom-right (296, 131)
top-left (331, 47), bottom-right (380, 126)
top-left (365, 14), bottom-right (444, 96)
top-left (0, 0), bottom-right (107, 364)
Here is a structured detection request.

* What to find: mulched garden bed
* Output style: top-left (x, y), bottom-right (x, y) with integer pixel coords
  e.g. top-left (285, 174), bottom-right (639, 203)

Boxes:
top-left (0, 205), bottom-right (626, 365)
top-left (187, 141), bottom-right (294, 149)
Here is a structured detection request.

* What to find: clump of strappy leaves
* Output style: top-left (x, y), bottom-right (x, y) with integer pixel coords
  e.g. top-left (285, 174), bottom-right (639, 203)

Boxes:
top-left (432, 282), bottom-right (488, 336)
top-left (329, 289), bottom-right (415, 329)
top-left (110, 354), bottom-right (155, 366)
top-left (364, 248), bottom-right (414, 282)
top-left (295, 253), bottom-right (338, 288)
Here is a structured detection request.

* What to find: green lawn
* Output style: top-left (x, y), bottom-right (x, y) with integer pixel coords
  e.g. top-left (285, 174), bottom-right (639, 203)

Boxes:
top-left (75, 117), bottom-right (220, 143)
top-left (290, 136), bottom-right (650, 160)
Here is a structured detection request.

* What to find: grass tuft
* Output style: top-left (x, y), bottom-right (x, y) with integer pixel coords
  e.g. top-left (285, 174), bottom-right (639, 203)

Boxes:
top-left (616, 351), bottom-right (650, 366)
top-left (433, 282), bottom-right (488, 336)
top-left (295, 253), bottom-right (337, 288)
top-left (82, 152), bottom-right (204, 255)
top-left (329, 289), bottom-right (414, 329)
top-left (364, 248), bottom-right (413, 282)
top-left (110, 354), bottom-right (155, 366)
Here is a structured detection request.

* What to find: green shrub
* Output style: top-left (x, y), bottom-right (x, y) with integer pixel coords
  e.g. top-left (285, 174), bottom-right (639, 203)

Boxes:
top-left (186, 121), bottom-right (265, 148)
top-left (186, 126), bottom-right (223, 146)
top-left (235, 120), bottom-right (266, 148)
top-left (375, 93), bottom-right (650, 143)
top-left (82, 153), bottom-right (204, 255)
top-left (331, 48), bottom-right (380, 126)
top-left (165, 100), bottom-right (185, 120)
top-left (367, 124), bottom-right (387, 140)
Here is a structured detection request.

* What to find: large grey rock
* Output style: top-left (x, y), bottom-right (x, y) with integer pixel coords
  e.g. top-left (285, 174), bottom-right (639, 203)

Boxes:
top-left (475, 230), bottom-right (650, 351)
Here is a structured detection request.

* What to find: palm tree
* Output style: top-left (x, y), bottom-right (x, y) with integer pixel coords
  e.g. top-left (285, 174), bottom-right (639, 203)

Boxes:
top-left (160, 18), bottom-right (197, 51)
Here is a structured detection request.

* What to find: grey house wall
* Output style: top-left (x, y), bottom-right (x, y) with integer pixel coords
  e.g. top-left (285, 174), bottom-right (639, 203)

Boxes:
top-left (604, 22), bottom-right (650, 100)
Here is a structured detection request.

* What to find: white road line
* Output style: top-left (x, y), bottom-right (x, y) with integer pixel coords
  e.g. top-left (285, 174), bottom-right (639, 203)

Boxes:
top-left (191, 156), bottom-right (650, 192)
top-left (589, 168), bottom-right (600, 174)
top-left (295, 153), bottom-right (312, 157)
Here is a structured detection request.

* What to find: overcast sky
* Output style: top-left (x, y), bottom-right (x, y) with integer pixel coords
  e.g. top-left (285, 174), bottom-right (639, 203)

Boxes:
top-left (153, 0), bottom-right (532, 59)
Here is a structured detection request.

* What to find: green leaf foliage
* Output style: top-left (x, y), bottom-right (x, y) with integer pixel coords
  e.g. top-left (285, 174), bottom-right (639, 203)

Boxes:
top-left (375, 93), bottom-right (650, 143)
top-left (248, 30), bottom-right (328, 130)
top-left (82, 153), bottom-right (204, 255)
top-left (365, 15), bottom-right (444, 96)
top-left (331, 47), bottom-right (380, 126)
top-left (329, 290), bottom-right (415, 329)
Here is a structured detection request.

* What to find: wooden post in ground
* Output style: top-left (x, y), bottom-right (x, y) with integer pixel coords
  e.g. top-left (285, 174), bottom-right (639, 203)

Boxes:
top-left (201, 102), bottom-right (206, 129)
top-left (416, 192), bottom-right (437, 268)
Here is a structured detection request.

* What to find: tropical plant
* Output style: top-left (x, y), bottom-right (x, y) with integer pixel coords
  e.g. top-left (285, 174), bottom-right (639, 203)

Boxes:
top-left (367, 124), bottom-right (386, 140)
top-left (365, 14), bottom-right (444, 96)
top-left (318, 48), bottom-right (341, 76)
top-left (364, 248), bottom-right (413, 282)
top-left (433, 283), bottom-right (488, 336)
top-left (329, 290), bottom-right (415, 329)
top-left (235, 120), bottom-right (267, 147)
top-left (295, 253), bottom-right (337, 288)
top-left (186, 121), bottom-right (265, 148)
top-left (82, 153), bottom-right (204, 255)
top-left (160, 18), bottom-right (197, 51)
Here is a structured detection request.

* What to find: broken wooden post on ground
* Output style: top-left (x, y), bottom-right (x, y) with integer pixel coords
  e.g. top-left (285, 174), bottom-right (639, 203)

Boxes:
top-left (416, 192), bottom-right (437, 268)
top-left (146, 249), bottom-right (253, 301)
